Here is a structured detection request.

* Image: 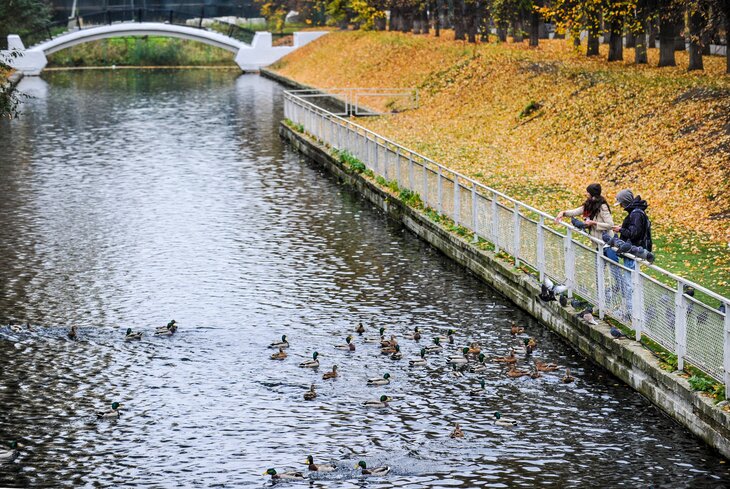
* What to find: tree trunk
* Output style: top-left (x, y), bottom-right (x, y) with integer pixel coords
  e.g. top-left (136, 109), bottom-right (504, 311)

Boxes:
top-left (659, 13), bottom-right (676, 66)
top-left (465, 1), bottom-right (477, 42)
top-left (573, 35), bottom-right (581, 47)
top-left (454, 0), bottom-right (466, 40)
top-left (608, 19), bottom-right (624, 61)
top-left (587, 31), bottom-right (599, 56)
top-left (635, 15), bottom-right (648, 63)
top-left (687, 5), bottom-right (704, 71)
top-left (389, 7), bottom-right (399, 31)
top-left (512, 18), bottom-right (523, 42)
top-left (674, 18), bottom-right (686, 51)
top-left (422, 8), bottom-right (430, 34)
top-left (529, 7), bottom-right (540, 47)
top-left (602, 14), bottom-right (610, 44)
top-left (497, 24), bottom-right (507, 42)
top-left (479, 2), bottom-right (490, 42)
top-left (725, 0), bottom-right (730, 73)
top-left (434, 0), bottom-right (440, 36)
top-left (625, 30), bottom-right (636, 48)
top-left (648, 18), bottom-right (658, 48)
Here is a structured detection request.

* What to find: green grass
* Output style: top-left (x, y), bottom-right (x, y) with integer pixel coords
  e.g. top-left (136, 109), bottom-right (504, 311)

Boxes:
top-left (47, 37), bottom-right (237, 67)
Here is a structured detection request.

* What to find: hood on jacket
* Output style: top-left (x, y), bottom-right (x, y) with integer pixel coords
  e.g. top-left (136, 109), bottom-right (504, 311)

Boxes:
top-left (624, 196), bottom-right (648, 213)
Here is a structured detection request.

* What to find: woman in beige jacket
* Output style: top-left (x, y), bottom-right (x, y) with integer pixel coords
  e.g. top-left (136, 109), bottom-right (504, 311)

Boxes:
top-left (554, 183), bottom-right (614, 245)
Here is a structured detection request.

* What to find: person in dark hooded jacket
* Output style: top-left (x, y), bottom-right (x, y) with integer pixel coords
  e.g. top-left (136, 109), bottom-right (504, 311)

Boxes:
top-left (612, 189), bottom-right (652, 270)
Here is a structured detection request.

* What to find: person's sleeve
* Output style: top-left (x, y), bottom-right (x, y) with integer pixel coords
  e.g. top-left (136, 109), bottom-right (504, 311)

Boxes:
top-left (621, 212), bottom-right (643, 243)
top-left (563, 206), bottom-right (584, 217)
top-left (594, 204), bottom-right (614, 231)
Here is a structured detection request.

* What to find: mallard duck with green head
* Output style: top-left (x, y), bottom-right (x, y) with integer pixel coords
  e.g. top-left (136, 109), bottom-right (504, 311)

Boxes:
top-left (0, 441), bottom-right (19, 462)
top-left (390, 345), bottom-right (402, 360)
top-left (448, 347), bottom-right (471, 365)
top-left (269, 334), bottom-right (289, 349)
top-left (154, 322), bottom-right (177, 336)
top-left (299, 352), bottom-right (320, 368)
top-left (355, 460), bottom-right (390, 476)
top-left (367, 373), bottom-right (391, 386)
top-left (469, 378), bottom-right (486, 396)
top-left (155, 320), bottom-right (176, 333)
top-left (364, 327), bottom-right (386, 343)
top-left (468, 353), bottom-right (487, 373)
top-left (364, 395), bottom-right (392, 408)
top-left (409, 348), bottom-right (428, 367)
top-left (492, 411), bottom-right (518, 426)
top-left (264, 468), bottom-right (304, 480)
top-left (450, 364), bottom-right (465, 378)
top-left (97, 402), bottom-right (123, 419)
top-left (125, 328), bottom-right (142, 341)
top-left (425, 337), bottom-right (443, 353)
top-left (335, 335), bottom-right (356, 351)
top-left (435, 329), bottom-right (456, 344)
top-left (304, 455), bottom-right (335, 472)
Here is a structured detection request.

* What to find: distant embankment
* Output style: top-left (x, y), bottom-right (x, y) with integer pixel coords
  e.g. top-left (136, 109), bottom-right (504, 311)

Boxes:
top-left (47, 37), bottom-right (237, 67)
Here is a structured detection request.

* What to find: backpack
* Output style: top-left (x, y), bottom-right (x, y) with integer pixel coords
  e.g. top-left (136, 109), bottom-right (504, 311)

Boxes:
top-left (630, 208), bottom-right (653, 252)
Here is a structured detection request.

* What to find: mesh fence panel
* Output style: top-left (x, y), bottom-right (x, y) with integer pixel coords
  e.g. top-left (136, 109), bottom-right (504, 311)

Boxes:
top-left (519, 216), bottom-right (538, 270)
top-left (412, 160), bottom-right (426, 202)
top-left (384, 146), bottom-right (397, 181)
top-left (544, 229), bottom-right (566, 283)
top-left (476, 193), bottom-right (492, 240)
top-left (640, 276), bottom-right (677, 351)
top-left (459, 184), bottom-right (473, 230)
top-left (426, 168), bottom-right (439, 209)
top-left (685, 300), bottom-right (725, 381)
top-left (441, 176), bottom-right (455, 218)
top-left (399, 153), bottom-right (410, 190)
top-left (496, 204), bottom-right (514, 255)
top-left (574, 244), bottom-right (598, 304)
top-left (603, 260), bottom-right (633, 326)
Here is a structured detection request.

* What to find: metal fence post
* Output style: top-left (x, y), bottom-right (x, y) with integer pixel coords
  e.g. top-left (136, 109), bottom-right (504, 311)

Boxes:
top-left (408, 154), bottom-right (414, 191)
top-left (453, 178), bottom-right (460, 226)
top-left (723, 301), bottom-right (730, 399)
top-left (512, 203), bottom-right (521, 267)
top-left (382, 143), bottom-right (388, 180)
top-left (596, 251), bottom-right (606, 319)
top-left (632, 266), bottom-right (644, 340)
top-left (564, 229), bottom-right (575, 297)
top-left (471, 183), bottom-right (478, 238)
top-left (537, 216), bottom-right (545, 281)
top-left (674, 280), bottom-right (687, 370)
top-left (491, 192), bottom-right (499, 252)
top-left (396, 148), bottom-right (401, 187)
top-left (437, 167), bottom-right (443, 214)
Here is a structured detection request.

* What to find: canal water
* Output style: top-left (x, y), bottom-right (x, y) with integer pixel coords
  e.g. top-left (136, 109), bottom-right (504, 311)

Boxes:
top-left (0, 70), bottom-right (728, 488)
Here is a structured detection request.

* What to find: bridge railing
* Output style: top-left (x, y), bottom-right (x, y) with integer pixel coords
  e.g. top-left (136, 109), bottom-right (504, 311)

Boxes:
top-left (14, 7), bottom-right (256, 49)
top-left (283, 89), bottom-right (730, 398)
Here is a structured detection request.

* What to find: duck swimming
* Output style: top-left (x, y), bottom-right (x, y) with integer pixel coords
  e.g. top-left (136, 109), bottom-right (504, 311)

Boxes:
top-left (97, 402), bottom-right (122, 419)
top-left (534, 360), bottom-right (559, 372)
top-left (364, 395), bottom-right (392, 408)
top-left (304, 384), bottom-right (317, 400)
top-left (299, 352), bottom-right (320, 368)
top-left (269, 334), bottom-right (289, 349)
top-left (9, 324), bottom-right (22, 334)
top-left (355, 460), bottom-right (390, 476)
top-left (562, 368), bottom-right (575, 383)
top-left (409, 348), bottom-right (428, 367)
top-left (335, 336), bottom-right (355, 351)
top-left (364, 327), bottom-right (386, 343)
top-left (506, 365), bottom-right (529, 378)
top-left (492, 411), bottom-right (518, 426)
top-left (154, 322), bottom-right (177, 336)
top-left (305, 455), bottom-right (335, 472)
top-left (390, 345), bottom-right (402, 360)
top-left (448, 347), bottom-right (471, 365)
top-left (493, 349), bottom-right (517, 363)
top-left (367, 373), bottom-right (391, 386)
top-left (450, 423), bottom-right (464, 438)
top-left (125, 328), bottom-right (143, 341)
top-left (322, 365), bottom-right (338, 380)
top-left (469, 378), bottom-right (486, 396)
top-left (510, 321), bottom-right (525, 335)
top-left (468, 353), bottom-right (487, 373)
top-left (155, 320), bottom-right (176, 333)
top-left (425, 337), bottom-right (443, 353)
top-left (270, 347), bottom-right (287, 360)
top-left (355, 322), bottom-right (365, 335)
top-left (380, 335), bottom-right (398, 349)
top-left (0, 441), bottom-right (19, 462)
top-left (264, 468), bottom-right (304, 480)
top-left (408, 326), bottom-right (421, 341)
top-left (68, 325), bottom-right (78, 340)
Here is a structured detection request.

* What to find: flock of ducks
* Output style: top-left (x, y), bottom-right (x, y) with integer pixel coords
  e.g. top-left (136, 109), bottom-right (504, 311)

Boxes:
top-left (1, 319), bottom-right (181, 462)
top-left (262, 321), bottom-right (576, 481)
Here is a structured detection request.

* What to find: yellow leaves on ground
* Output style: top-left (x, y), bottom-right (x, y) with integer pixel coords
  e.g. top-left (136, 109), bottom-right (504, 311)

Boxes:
top-left (272, 30), bottom-right (730, 294)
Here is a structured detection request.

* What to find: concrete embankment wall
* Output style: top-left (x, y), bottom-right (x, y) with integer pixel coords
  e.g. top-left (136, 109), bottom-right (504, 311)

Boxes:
top-left (277, 119), bottom-right (730, 460)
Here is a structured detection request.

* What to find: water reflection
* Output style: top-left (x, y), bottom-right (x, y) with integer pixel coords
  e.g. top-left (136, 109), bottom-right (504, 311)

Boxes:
top-left (0, 69), bottom-right (728, 487)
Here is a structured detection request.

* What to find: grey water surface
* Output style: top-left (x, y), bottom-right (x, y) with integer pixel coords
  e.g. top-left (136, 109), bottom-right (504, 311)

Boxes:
top-left (0, 70), bottom-right (728, 488)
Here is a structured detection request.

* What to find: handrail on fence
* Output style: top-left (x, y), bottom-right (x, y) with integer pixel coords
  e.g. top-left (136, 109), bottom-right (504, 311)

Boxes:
top-left (283, 89), bottom-right (730, 399)
top-left (287, 88), bottom-right (419, 117)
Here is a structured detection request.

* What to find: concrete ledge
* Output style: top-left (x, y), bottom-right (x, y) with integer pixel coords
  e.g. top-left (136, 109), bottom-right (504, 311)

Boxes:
top-left (279, 121), bottom-right (730, 459)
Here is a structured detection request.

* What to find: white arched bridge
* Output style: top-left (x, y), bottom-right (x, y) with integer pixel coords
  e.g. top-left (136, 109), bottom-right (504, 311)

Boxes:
top-left (2, 15), bottom-right (326, 75)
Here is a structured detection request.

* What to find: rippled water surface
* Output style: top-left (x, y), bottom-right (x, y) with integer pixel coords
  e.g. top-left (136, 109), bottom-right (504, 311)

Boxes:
top-left (1, 70), bottom-right (728, 488)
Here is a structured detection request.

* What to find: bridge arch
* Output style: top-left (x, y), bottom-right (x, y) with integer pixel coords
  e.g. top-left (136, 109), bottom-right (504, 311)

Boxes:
top-left (2, 23), bottom-right (327, 75)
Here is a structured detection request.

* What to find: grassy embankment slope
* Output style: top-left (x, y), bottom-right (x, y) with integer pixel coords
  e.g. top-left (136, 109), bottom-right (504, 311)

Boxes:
top-left (271, 30), bottom-right (730, 298)
top-left (46, 37), bottom-right (237, 67)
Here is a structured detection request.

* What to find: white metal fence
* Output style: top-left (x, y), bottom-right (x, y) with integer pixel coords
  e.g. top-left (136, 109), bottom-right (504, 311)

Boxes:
top-left (284, 90), bottom-right (730, 397)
